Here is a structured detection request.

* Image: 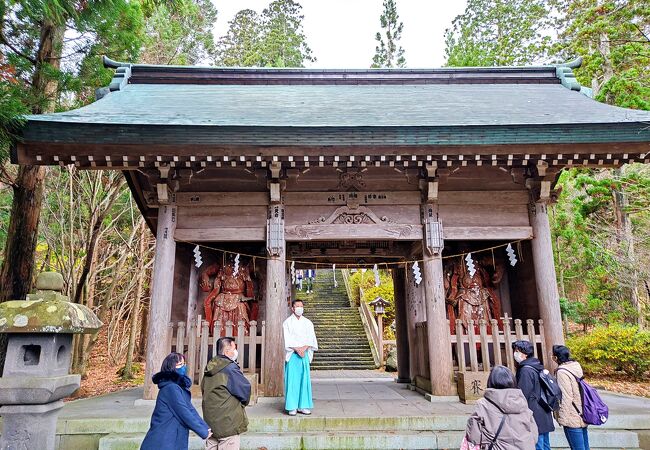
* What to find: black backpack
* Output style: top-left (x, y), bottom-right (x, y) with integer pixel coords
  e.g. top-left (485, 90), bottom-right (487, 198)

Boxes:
top-left (522, 365), bottom-right (563, 412)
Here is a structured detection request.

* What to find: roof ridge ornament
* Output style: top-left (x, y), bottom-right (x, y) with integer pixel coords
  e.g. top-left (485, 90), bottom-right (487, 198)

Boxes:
top-left (556, 57), bottom-right (583, 69)
top-left (96, 56), bottom-right (132, 100)
top-left (554, 57), bottom-right (593, 97)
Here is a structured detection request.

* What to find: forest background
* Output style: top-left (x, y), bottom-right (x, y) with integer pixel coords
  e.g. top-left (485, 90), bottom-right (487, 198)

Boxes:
top-left (0, 0), bottom-right (649, 397)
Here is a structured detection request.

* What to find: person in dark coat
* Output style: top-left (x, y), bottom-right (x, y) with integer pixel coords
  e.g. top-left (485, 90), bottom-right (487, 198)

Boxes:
top-left (513, 340), bottom-right (555, 450)
top-left (141, 352), bottom-right (211, 450)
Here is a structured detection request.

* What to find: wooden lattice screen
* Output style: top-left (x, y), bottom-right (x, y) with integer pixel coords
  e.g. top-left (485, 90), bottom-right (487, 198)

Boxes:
top-left (168, 316), bottom-right (265, 385)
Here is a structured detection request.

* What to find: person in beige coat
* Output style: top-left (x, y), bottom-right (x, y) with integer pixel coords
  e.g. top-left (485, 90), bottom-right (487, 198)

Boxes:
top-left (553, 345), bottom-right (590, 450)
top-left (466, 365), bottom-right (538, 450)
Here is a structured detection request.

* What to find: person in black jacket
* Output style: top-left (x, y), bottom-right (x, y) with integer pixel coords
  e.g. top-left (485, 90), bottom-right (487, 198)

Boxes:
top-left (513, 340), bottom-right (555, 450)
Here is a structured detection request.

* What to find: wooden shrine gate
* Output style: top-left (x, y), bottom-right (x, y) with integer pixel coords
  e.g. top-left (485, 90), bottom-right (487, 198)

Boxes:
top-left (14, 59), bottom-right (650, 399)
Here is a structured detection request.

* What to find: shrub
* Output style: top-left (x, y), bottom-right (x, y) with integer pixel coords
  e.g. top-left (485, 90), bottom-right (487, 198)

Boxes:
top-left (347, 269), bottom-right (395, 339)
top-left (567, 325), bottom-right (650, 379)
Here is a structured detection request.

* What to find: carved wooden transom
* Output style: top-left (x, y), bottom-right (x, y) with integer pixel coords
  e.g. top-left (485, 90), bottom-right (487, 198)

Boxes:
top-left (308, 206), bottom-right (393, 225)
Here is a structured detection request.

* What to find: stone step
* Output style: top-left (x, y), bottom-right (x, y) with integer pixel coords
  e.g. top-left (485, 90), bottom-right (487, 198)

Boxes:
top-left (98, 428), bottom-right (642, 450)
top-left (315, 344), bottom-right (372, 349)
top-left (313, 353), bottom-right (375, 359)
top-left (316, 350), bottom-right (372, 355)
top-left (312, 359), bottom-right (376, 365)
top-left (311, 365), bottom-right (377, 370)
top-left (298, 270), bottom-right (374, 368)
top-left (314, 329), bottom-right (367, 332)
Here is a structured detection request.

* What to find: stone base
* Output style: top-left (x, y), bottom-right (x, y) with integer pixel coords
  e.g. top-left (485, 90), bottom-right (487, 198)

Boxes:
top-left (424, 393), bottom-right (461, 403)
top-left (0, 400), bottom-right (63, 450)
top-left (457, 371), bottom-right (490, 404)
top-left (394, 377), bottom-right (411, 384)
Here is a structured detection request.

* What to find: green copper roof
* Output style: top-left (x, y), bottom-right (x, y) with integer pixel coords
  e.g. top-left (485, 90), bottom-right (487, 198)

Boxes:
top-left (26, 83), bottom-right (650, 128)
top-left (16, 61), bottom-right (650, 151)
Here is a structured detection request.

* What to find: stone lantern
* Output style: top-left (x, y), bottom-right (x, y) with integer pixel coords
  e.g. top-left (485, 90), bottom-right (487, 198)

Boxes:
top-left (369, 296), bottom-right (391, 366)
top-left (0, 272), bottom-right (102, 450)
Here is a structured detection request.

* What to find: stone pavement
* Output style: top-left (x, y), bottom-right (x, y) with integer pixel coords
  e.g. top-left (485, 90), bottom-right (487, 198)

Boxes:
top-left (45, 373), bottom-right (650, 449)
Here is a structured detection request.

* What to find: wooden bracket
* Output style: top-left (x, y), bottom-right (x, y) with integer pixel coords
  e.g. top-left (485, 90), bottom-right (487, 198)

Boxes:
top-left (159, 165), bottom-right (171, 179)
top-left (425, 162), bottom-right (438, 179)
top-left (270, 161), bottom-right (282, 180)
top-left (157, 183), bottom-right (169, 204)
top-left (269, 182), bottom-right (281, 204)
top-left (540, 180), bottom-right (551, 200)
top-left (427, 180), bottom-right (439, 202)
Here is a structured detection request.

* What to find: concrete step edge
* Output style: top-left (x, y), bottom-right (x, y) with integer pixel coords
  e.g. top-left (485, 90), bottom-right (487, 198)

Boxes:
top-left (97, 429), bottom-right (642, 450)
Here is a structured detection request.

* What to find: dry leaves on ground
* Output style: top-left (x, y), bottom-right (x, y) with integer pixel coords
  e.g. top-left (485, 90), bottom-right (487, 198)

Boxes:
top-left (589, 375), bottom-right (650, 398)
top-left (67, 326), bottom-right (144, 400)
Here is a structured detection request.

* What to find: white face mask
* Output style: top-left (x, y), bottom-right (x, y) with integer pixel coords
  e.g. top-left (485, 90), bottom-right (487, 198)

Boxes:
top-left (294, 306), bottom-right (304, 316)
top-left (514, 351), bottom-right (525, 363)
top-left (230, 349), bottom-right (238, 361)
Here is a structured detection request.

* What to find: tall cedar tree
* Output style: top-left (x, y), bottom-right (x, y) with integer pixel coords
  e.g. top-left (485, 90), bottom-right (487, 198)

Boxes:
top-left (0, 0), bottom-right (144, 372)
top-left (139, 0), bottom-right (217, 65)
top-left (216, 0), bottom-right (315, 68)
top-left (0, 0), bottom-right (219, 370)
top-left (444, 0), bottom-right (550, 66)
top-left (553, 0), bottom-right (650, 108)
top-left (550, 0), bottom-right (650, 327)
top-left (258, 0), bottom-right (315, 67)
top-left (371, 0), bottom-right (406, 68)
top-left (216, 9), bottom-right (262, 66)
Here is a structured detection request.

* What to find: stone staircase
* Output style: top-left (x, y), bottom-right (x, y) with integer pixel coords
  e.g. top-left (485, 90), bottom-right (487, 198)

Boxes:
top-left (297, 269), bottom-right (377, 370)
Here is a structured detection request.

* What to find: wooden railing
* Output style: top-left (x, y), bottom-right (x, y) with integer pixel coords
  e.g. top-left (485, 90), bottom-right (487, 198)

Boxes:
top-left (340, 269), bottom-right (356, 307)
top-left (358, 289), bottom-right (381, 367)
top-left (416, 314), bottom-right (546, 376)
top-left (168, 315), bottom-right (265, 385)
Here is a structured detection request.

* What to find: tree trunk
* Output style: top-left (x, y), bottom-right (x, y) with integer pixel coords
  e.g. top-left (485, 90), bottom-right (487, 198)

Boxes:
top-left (138, 296), bottom-right (150, 361)
top-left (72, 219), bottom-right (140, 375)
top-left (612, 168), bottom-right (642, 328)
top-left (0, 20), bottom-right (64, 372)
top-left (123, 221), bottom-right (147, 379)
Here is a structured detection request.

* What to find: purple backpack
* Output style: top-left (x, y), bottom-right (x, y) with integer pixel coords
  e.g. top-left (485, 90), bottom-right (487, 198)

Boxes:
top-left (559, 368), bottom-right (609, 426)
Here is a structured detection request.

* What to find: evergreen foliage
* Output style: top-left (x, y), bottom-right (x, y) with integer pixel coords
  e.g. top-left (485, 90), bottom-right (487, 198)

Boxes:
top-left (216, 9), bottom-right (261, 67)
top-left (371, 0), bottom-right (406, 68)
top-left (348, 270), bottom-right (396, 339)
top-left (444, 0), bottom-right (551, 66)
top-left (552, 0), bottom-right (650, 107)
top-left (216, 0), bottom-right (315, 68)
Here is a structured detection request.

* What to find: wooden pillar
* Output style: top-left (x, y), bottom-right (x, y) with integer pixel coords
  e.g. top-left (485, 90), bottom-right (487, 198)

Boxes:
top-left (422, 193), bottom-right (454, 397)
top-left (186, 264), bottom-right (199, 330)
top-left (393, 268), bottom-right (410, 382)
top-left (422, 253), bottom-right (454, 396)
top-left (530, 200), bottom-right (564, 367)
top-left (144, 204), bottom-right (177, 399)
top-left (263, 203), bottom-right (286, 397)
top-left (405, 255), bottom-right (426, 383)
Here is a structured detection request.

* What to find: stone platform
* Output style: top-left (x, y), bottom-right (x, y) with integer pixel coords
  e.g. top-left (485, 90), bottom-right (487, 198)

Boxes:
top-left (4, 371), bottom-right (647, 449)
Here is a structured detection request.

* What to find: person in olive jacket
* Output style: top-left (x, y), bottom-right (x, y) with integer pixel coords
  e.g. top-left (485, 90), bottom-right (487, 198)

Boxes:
top-left (201, 336), bottom-right (251, 450)
top-left (513, 340), bottom-right (555, 450)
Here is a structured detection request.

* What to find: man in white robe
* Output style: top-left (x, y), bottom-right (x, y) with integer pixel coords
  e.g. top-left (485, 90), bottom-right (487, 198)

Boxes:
top-left (282, 299), bottom-right (318, 416)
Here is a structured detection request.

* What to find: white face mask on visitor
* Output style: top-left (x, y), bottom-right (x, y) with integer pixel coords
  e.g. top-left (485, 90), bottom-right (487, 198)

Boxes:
top-left (230, 349), bottom-right (238, 361)
top-left (294, 306), bottom-right (304, 316)
top-left (514, 351), bottom-right (526, 363)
